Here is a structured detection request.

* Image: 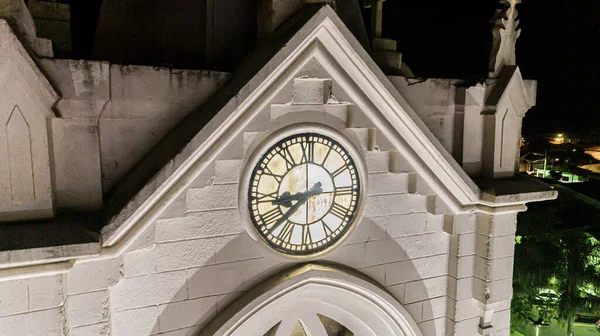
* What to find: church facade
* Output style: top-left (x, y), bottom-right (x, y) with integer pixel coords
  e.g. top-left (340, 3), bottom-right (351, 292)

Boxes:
top-left (0, 1), bottom-right (556, 335)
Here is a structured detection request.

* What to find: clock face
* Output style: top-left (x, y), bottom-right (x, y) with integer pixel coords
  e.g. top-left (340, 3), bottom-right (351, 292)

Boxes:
top-left (248, 133), bottom-right (361, 255)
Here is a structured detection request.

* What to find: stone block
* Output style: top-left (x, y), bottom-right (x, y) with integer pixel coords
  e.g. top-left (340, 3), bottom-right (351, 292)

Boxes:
top-left (454, 316), bottom-right (479, 334)
top-left (324, 104), bottom-right (349, 124)
top-left (386, 213), bottom-right (429, 237)
top-left (243, 131), bottom-right (268, 156)
top-left (457, 255), bottom-right (475, 278)
top-left (477, 213), bottom-right (517, 237)
top-left (453, 213), bottom-right (477, 234)
top-left (161, 325), bottom-right (203, 336)
top-left (51, 118), bottom-right (103, 209)
top-left (414, 174), bottom-right (434, 195)
top-left (488, 278), bottom-right (513, 303)
top-left (385, 254), bottom-right (449, 286)
top-left (456, 277), bottom-right (474, 300)
top-left (365, 238), bottom-right (408, 266)
top-left (66, 258), bottom-right (121, 294)
top-left (364, 194), bottom-right (428, 217)
top-left (405, 301), bottom-right (423, 322)
top-left (155, 210), bottom-right (243, 243)
top-left (426, 214), bottom-right (446, 233)
top-left (364, 151), bottom-right (389, 173)
top-left (368, 172), bottom-right (409, 195)
top-left (447, 275), bottom-right (457, 300)
top-left (492, 309), bottom-right (511, 332)
top-left (404, 276), bottom-right (448, 304)
top-left (213, 233), bottom-right (264, 264)
top-left (217, 292), bottom-right (242, 315)
top-left (291, 78), bottom-right (331, 105)
top-left (70, 322), bottom-right (109, 336)
top-left (109, 270), bottom-right (188, 311)
top-left (157, 193), bottom-right (187, 220)
top-left (214, 160), bottom-right (243, 185)
top-left (458, 233), bottom-right (476, 257)
top-left (488, 234), bottom-right (515, 259)
top-left (327, 242), bottom-right (367, 269)
top-left (372, 37), bottom-right (397, 51)
top-left (392, 232), bottom-right (449, 260)
top-left (418, 316), bottom-right (447, 336)
top-left (372, 50), bottom-right (402, 69)
top-left (359, 264), bottom-right (386, 285)
top-left (28, 275), bottom-right (63, 311)
top-left (345, 217), bottom-right (387, 244)
top-left (0, 279), bottom-right (27, 316)
top-left (455, 299), bottom-right (479, 321)
top-left (488, 257), bottom-right (514, 281)
top-left (66, 290), bottom-right (108, 327)
top-left (0, 308), bottom-right (62, 335)
top-left (124, 239), bottom-right (216, 277)
top-left (112, 306), bottom-right (159, 336)
top-left (346, 127), bottom-right (376, 151)
top-left (158, 296), bottom-right (218, 332)
top-left (186, 184), bottom-right (238, 212)
top-left (187, 263), bottom-right (245, 299)
top-left (386, 283), bottom-right (405, 303)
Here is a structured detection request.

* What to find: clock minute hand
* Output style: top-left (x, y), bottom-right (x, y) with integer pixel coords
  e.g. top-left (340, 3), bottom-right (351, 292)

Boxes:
top-left (270, 193), bottom-right (309, 232)
top-left (271, 182), bottom-right (323, 207)
top-left (268, 182), bottom-right (324, 233)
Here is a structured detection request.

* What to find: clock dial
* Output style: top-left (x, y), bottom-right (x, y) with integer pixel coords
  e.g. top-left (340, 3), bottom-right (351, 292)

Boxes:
top-left (248, 133), bottom-right (360, 255)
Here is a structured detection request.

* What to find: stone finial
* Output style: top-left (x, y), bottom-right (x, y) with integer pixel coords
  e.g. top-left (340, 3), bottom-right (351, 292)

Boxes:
top-left (488, 0), bottom-right (521, 78)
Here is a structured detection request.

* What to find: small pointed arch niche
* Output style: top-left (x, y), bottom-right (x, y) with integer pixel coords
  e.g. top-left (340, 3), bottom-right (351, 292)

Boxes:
top-left (201, 264), bottom-right (423, 336)
top-left (6, 105), bottom-right (35, 202)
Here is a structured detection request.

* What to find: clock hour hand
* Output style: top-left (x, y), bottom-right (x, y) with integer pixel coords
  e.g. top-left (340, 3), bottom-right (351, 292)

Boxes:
top-left (269, 182), bottom-right (324, 233)
top-left (271, 182), bottom-right (323, 207)
top-left (271, 193), bottom-right (309, 231)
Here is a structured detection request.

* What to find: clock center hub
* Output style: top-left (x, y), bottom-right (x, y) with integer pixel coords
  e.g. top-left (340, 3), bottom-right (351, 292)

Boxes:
top-left (279, 164), bottom-right (334, 224)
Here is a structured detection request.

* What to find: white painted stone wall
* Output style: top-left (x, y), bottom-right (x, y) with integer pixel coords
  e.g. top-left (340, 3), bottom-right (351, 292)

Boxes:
top-left (389, 73), bottom-right (535, 179)
top-left (0, 76), bottom-right (516, 336)
top-left (1, 21), bottom-right (232, 219)
top-left (38, 59), bottom-right (232, 196)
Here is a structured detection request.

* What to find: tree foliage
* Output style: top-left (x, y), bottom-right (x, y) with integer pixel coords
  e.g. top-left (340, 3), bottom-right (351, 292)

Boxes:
top-left (512, 190), bottom-right (600, 335)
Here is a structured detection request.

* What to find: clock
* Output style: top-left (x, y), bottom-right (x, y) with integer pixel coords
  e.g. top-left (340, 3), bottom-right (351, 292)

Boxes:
top-left (247, 132), bottom-right (361, 255)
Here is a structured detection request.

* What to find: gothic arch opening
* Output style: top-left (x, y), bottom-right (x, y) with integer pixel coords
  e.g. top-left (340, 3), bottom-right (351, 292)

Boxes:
top-left (199, 264), bottom-right (423, 336)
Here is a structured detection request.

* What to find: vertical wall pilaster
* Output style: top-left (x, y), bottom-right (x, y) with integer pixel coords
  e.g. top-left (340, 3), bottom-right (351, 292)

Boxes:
top-left (472, 212), bottom-right (517, 335)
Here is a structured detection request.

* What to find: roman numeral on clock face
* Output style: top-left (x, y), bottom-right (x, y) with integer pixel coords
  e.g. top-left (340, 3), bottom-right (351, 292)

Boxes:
top-left (302, 225), bottom-right (313, 245)
top-left (254, 191), bottom-right (278, 203)
top-left (262, 167), bottom-right (283, 183)
top-left (261, 207), bottom-right (281, 226)
top-left (276, 221), bottom-right (295, 243)
top-left (330, 203), bottom-right (349, 219)
top-left (331, 165), bottom-right (348, 177)
top-left (336, 186), bottom-right (354, 196)
top-left (279, 147), bottom-right (296, 169)
top-left (301, 141), bottom-right (314, 163)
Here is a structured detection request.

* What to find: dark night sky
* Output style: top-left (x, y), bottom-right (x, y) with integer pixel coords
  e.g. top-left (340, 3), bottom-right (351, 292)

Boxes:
top-left (381, 0), bottom-right (600, 136)
top-left (69, 0), bottom-right (600, 136)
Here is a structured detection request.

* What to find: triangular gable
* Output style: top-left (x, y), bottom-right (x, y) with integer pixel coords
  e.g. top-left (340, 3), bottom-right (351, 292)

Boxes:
top-left (484, 65), bottom-right (534, 117)
top-left (101, 4), bottom-right (486, 247)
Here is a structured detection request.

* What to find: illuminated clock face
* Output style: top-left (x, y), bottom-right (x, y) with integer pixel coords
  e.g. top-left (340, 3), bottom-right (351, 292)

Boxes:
top-left (248, 133), bottom-right (361, 255)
